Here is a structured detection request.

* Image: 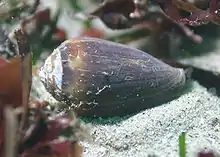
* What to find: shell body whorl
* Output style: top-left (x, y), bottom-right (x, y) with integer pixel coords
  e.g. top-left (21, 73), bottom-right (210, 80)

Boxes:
top-left (39, 37), bottom-right (186, 117)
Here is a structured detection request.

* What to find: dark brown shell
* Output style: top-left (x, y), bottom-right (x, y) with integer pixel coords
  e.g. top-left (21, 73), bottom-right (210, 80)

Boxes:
top-left (39, 37), bottom-right (186, 117)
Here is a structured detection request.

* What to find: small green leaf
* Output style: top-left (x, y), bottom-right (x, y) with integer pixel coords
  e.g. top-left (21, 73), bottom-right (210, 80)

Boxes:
top-left (179, 132), bottom-right (186, 157)
top-left (67, 0), bottom-right (82, 12)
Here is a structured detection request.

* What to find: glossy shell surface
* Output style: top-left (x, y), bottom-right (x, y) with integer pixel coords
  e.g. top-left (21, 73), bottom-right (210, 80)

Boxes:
top-left (39, 37), bottom-right (186, 117)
